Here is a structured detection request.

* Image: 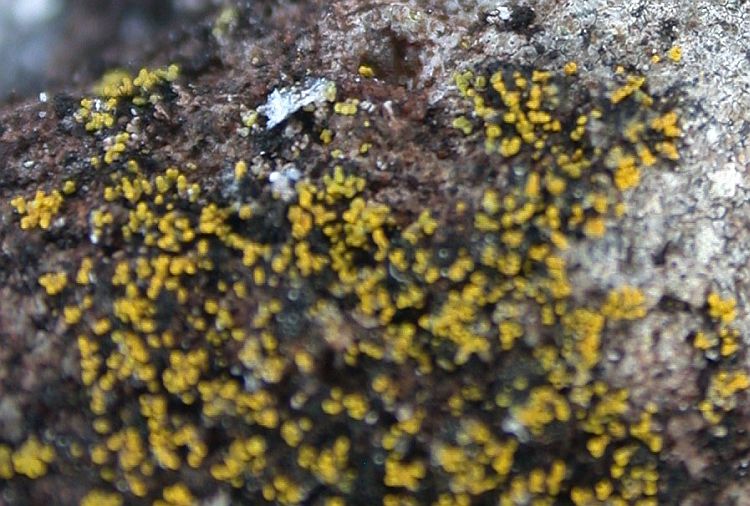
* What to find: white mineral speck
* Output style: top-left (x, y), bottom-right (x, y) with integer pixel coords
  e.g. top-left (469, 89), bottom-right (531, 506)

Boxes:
top-left (257, 78), bottom-right (335, 129)
top-left (269, 164), bottom-right (302, 201)
top-left (708, 163), bottom-right (743, 199)
top-left (694, 220), bottom-right (724, 265)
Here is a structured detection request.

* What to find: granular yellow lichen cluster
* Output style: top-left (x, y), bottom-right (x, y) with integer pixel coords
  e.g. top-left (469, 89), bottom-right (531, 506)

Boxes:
top-left (9, 189), bottom-right (64, 230)
top-left (75, 65), bottom-right (178, 138)
top-left (0, 436), bottom-right (56, 480)
top-left (693, 293), bottom-right (748, 426)
top-left (4, 57), bottom-right (744, 506)
top-left (453, 63), bottom-right (680, 242)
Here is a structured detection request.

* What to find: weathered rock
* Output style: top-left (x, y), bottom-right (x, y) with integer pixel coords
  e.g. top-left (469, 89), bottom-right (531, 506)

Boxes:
top-left (0, 1), bottom-right (748, 505)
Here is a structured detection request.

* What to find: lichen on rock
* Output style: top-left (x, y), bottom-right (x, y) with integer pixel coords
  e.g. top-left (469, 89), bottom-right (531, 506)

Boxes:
top-left (0, 1), bottom-right (748, 505)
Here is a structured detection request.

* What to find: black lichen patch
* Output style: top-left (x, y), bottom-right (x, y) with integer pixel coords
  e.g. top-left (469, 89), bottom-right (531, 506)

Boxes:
top-left (658, 18), bottom-right (680, 43)
top-left (506, 5), bottom-right (536, 34)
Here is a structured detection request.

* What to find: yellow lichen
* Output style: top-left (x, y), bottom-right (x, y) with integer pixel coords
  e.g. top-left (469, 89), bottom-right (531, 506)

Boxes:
top-left (667, 46), bottom-right (682, 63)
top-left (358, 65), bottom-right (375, 78)
top-left (707, 292), bottom-right (737, 324)
top-left (39, 271), bottom-right (68, 296)
top-left (10, 190), bottom-right (64, 230)
top-left (602, 286), bottom-right (647, 321)
top-left (81, 490), bottom-right (123, 506)
top-left (11, 436), bottom-right (56, 479)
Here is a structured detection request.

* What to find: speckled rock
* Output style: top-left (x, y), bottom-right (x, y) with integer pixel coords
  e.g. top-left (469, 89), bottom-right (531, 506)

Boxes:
top-left (0, 1), bottom-right (748, 505)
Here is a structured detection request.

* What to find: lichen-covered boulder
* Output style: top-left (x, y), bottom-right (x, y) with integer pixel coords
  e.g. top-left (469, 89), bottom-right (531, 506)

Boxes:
top-left (0, 1), bottom-right (748, 505)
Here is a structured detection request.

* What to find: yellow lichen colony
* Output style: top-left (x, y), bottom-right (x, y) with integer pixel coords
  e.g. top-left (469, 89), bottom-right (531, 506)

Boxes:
top-left (77, 65), bottom-right (179, 132)
top-left (3, 57), bottom-right (745, 506)
top-left (694, 293), bottom-right (749, 425)
top-left (0, 437), bottom-right (56, 480)
top-left (10, 190), bottom-right (63, 230)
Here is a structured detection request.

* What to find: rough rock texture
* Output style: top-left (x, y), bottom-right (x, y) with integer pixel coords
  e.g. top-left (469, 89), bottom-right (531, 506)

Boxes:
top-left (0, 1), bottom-right (748, 505)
